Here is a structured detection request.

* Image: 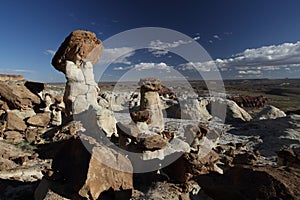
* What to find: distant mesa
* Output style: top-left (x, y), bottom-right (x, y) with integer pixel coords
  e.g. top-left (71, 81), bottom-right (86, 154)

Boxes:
top-left (0, 74), bottom-right (24, 81)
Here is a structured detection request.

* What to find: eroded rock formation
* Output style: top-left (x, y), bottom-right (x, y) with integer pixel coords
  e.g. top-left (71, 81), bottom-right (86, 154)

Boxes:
top-left (138, 78), bottom-right (164, 132)
top-left (51, 30), bottom-right (116, 137)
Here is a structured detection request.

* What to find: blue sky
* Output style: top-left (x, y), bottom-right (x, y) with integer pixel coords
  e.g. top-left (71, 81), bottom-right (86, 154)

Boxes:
top-left (0, 0), bottom-right (300, 82)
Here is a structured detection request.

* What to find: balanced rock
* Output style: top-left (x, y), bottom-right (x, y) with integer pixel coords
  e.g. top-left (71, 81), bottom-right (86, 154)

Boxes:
top-left (139, 78), bottom-right (164, 132)
top-left (52, 30), bottom-right (103, 73)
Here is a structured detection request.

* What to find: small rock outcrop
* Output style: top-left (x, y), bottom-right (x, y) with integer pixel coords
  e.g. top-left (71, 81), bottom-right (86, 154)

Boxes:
top-left (255, 105), bottom-right (286, 120)
top-left (138, 78), bottom-right (164, 132)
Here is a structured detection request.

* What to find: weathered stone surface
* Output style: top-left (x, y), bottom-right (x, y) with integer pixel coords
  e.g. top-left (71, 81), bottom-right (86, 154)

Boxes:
top-left (4, 131), bottom-right (23, 143)
top-left (197, 166), bottom-right (299, 200)
top-left (0, 99), bottom-right (9, 111)
top-left (255, 105), bottom-right (286, 120)
top-left (163, 150), bottom-right (222, 183)
top-left (130, 109), bottom-right (151, 123)
top-left (0, 81), bottom-right (41, 109)
top-left (117, 122), bottom-right (140, 139)
top-left (52, 30), bottom-right (103, 73)
top-left (6, 112), bottom-right (27, 131)
top-left (27, 113), bottom-right (50, 127)
top-left (139, 78), bottom-right (162, 92)
top-left (7, 109), bottom-right (36, 120)
top-left (137, 133), bottom-right (167, 150)
top-left (79, 145), bottom-right (133, 199)
top-left (96, 107), bottom-right (117, 137)
top-left (48, 137), bottom-right (133, 199)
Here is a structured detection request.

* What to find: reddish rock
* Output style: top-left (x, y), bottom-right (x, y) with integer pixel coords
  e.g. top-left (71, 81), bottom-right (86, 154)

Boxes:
top-left (130, 110), bottom-right (151, 123)
top-left (139, 77), bottom-right (162, 92)
top-left (0, 81), bottom-right (41, 109)
top-left (137, 134), bottom-right (167, 150)
top-left (46, 137), bottom-right (133, 199)
top-left (163, 150), bottom-right (221, 183)
top-left (27, 113), bottom-right (51, 127)
top-left (6, 112), bottom-right (27, 131)
top-left (4, 131), bottom-right (23, 143)
top-left (0, 99), bottom-right (9, 111)
top-left (51, 30), bottom-right (103, 73)
top-left (117, 122), bottom-right (140, 139)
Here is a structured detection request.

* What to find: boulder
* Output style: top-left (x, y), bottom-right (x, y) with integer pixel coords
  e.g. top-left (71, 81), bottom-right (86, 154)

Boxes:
top-left (7, 109), bottom-right (36, 120)
top-left (163, 150), bottom-right (222, 183)
top-left (6, 112), bottom-right (27, 131)
top-left (196, 166), bottom-right (299, 200)
top-left (27, 113), bottom-right (51, 127)
top-left (130, 109), bottom-right (151, 123)
top-left (79, 145), bottom-right (133, 199)
top-left (52, 30), bottom-right (103, 74)
top-left (4, 131), bottom-right (23, 143)
top-left (24, 81), bottom-right (45, 95)
top-left (43, 137), bottom-right (133, 199)
top-left (0, 81), bottom-right (41, 109)
top-left (137, 133), bottom-right (167, 150)
top-left (255, 105), bottom-right (286, 120)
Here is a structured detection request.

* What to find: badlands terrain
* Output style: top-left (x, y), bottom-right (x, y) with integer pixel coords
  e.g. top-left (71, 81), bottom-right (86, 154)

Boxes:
top-left (0, 30), bottom-right (299, 200)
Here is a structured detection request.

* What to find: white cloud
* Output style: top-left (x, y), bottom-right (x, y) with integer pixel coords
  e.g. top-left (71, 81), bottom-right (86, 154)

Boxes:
top-left (44, 49), bottom-right (56, 56)
top-left (193, 36), bottom-right (201, 41)
top-left (199, 41), bottom-right (300, 74)
top-left (213, 35), bottom-right (221, 40)
top-left (149, 39), bottom-right (193, 57)
top-left (113, 66), bottom-right (133, 71)
top-left (221, 41), bottom-right (300, 68)
top-left (100, 47), bottom-right (135, 65)
top-left (175, 41), bottom-right (300, 78)
top-left (238, 70), bottom-right (261, 75)
top-left (132, 62), bottom-right (172, 72)
top-left (178, 61), bottom-right (217, 72)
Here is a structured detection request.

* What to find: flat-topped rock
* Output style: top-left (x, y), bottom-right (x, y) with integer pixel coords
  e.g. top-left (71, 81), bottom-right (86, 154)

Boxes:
top-left (0, 74), bottom-right (24, 81)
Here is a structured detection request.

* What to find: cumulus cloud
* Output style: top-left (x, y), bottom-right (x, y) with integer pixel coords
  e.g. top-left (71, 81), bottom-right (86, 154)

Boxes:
top-left (113, 66), bottom-right (133, 71)
top-left (100, 47), bottom-right (135, 65)
top-left (44, 49), bottom-right (56, 56)
top-left (217, 41), bottom-right (300, 69)
top-left (149, 39), bottom-right (193, 56)
top-left (193, 36), bottom-right (201, 41)
top-left (178, 61), bottom-right (219, 72)
top-left (133, 62), bottom-right (172, 72)
top-left (176, 41), bottom-right (300, 78)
